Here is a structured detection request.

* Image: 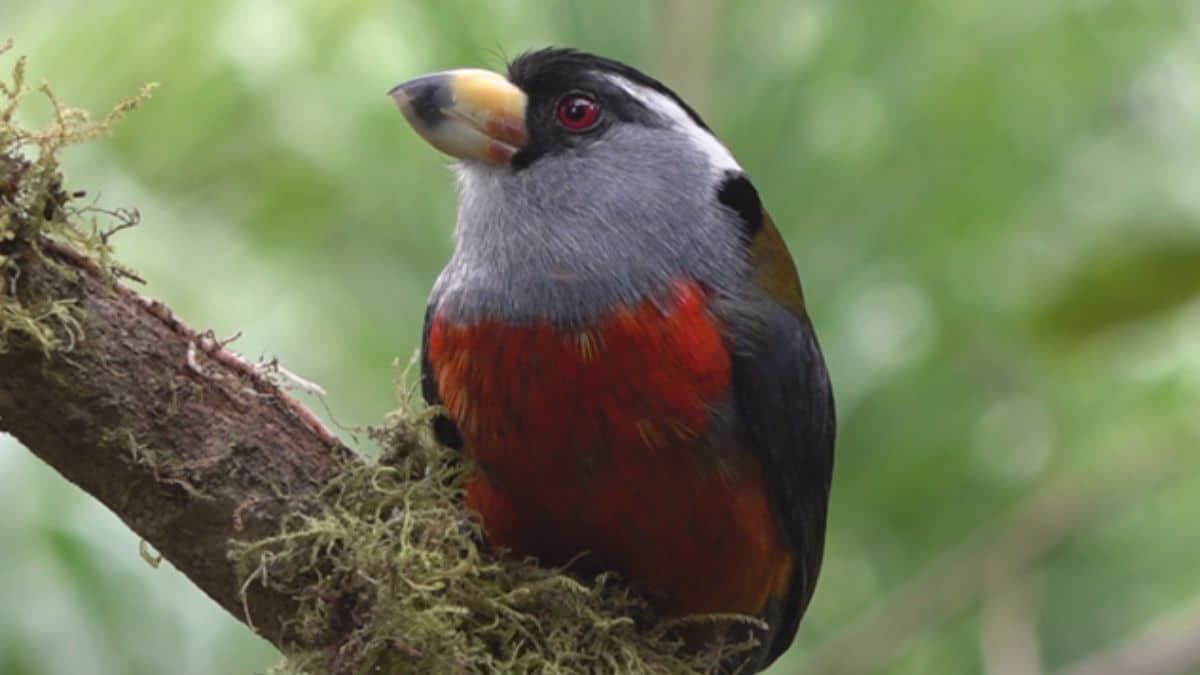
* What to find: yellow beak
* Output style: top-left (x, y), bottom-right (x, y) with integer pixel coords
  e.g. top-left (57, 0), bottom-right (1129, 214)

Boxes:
top-left (389, 69), bottom-right (528, 166)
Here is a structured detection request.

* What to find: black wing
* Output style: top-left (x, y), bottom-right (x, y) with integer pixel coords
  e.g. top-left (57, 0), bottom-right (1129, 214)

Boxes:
top-left (732, 299), bottom-right (835, 666)
top-left (421, 302), bottom-right (463, 450)
top-left (717, 173), bottom-right (835, 668)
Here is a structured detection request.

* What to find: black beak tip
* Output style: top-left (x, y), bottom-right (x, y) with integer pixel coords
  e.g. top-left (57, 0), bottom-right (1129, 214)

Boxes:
top-left (387, 74), bottom-right (453, 128)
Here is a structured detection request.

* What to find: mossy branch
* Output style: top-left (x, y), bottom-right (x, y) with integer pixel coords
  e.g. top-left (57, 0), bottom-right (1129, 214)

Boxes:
top-left (0, 43), bottom-right (754, 674)
top-left (0, 40), bottom-right (355, 650)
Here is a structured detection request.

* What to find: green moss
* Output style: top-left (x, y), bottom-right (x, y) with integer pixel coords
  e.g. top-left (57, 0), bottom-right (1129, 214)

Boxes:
top-left (233, 394), bottom-right (757, 674)
top-left (0, 38), bottom-right (153, 355)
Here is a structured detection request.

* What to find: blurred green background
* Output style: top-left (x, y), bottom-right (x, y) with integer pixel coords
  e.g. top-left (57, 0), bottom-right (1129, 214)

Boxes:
top-left (3, 1), bottom-right (1200, 673)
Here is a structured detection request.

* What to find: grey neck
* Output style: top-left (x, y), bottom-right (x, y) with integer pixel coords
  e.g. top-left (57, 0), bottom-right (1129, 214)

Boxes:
top-left (430, 125), bottom-right (750, 326)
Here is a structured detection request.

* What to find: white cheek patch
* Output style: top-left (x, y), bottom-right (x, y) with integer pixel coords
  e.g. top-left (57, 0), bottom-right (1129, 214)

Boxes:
top-left (603, 74), bottom-right (742, 178)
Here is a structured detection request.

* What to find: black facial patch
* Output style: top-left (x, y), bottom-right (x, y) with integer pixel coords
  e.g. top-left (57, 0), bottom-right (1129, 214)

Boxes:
top-left (717, 171), bottom-right (764, 239)
top-left (506, 47), bottom-right (710, 169)
top-left (508, 48), bottom-right (709, 130)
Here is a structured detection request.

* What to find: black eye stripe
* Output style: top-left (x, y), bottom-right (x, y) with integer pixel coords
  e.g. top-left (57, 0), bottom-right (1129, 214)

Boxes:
top-left (507, 48), bottom-right (706, 169)
top-left (507, 47), bottom-right (710, 131)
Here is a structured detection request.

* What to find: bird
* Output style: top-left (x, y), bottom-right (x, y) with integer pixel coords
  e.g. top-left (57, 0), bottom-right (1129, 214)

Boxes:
top-left (390, 48), bottom-right (835, 672)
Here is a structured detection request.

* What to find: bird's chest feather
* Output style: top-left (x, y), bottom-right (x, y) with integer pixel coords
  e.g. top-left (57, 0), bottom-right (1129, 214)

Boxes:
top-left (427, 281), bottom-right (791, 616)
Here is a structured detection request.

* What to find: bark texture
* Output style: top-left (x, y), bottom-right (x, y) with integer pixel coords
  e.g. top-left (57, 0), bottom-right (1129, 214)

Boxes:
top-left (0, 237), bottom-right (354, 647)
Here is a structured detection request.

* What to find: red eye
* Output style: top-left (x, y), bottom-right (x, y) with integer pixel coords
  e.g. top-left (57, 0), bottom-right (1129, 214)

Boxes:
top-left (556, 94), bottom-right (600, 131)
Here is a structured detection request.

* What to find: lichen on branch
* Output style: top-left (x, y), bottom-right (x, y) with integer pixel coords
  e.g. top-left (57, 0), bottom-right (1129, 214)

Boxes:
top-left (0, 37), bottom-right (152, 355)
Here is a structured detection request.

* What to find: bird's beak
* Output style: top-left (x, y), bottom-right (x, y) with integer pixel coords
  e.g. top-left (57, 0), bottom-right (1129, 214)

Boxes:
top-left (389, 69), bottom-right (528, 166)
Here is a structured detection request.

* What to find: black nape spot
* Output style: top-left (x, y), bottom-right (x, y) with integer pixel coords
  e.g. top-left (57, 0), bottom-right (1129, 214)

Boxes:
top-left (717, 172), bottom-right (764, 239)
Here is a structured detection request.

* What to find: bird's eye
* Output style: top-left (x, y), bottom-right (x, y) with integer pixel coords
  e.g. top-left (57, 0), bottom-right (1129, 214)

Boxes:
top-left (556, 94), bottom-right (600, 131)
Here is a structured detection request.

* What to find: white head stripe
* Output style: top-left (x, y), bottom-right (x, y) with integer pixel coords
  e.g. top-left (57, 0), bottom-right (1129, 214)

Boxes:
top-left (603, 74), bottom-right (742, 178)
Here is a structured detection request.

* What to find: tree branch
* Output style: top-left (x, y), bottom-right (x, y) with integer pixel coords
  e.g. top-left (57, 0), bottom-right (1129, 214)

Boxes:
top-left (0, 235), bottom-right (355, 647)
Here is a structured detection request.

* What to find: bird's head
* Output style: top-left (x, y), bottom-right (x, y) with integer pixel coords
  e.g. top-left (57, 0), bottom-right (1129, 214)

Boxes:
top-left (391, 48), bottom-right (759, 324)
top-left (390, 48), bottom-right (739, 174)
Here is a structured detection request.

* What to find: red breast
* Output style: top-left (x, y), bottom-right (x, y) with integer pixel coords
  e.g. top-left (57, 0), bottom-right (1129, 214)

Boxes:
top-left (427, 280), bottom-right (792, 617)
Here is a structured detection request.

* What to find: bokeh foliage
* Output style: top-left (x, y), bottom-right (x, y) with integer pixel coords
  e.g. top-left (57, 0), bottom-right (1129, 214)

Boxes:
top-left (2, 1), bottom-right (1199, 673)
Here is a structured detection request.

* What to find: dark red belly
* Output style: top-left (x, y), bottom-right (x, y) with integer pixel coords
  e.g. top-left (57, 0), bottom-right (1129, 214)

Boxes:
top-left (427, 281), bottom-right (791, 616)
